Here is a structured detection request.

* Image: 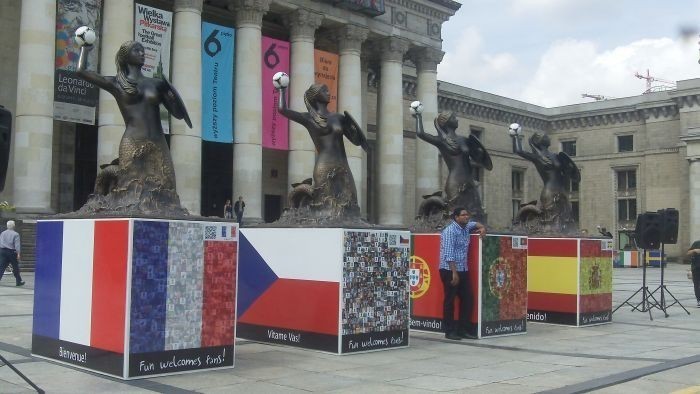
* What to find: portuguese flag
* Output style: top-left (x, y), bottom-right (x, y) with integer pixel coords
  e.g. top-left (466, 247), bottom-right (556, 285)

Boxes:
top-left (480, 236), bottom-right (528, 323)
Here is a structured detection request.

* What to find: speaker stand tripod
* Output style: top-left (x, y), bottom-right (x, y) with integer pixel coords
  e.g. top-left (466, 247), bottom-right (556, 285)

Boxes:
top-left (613, 249), bottom-right (660, 320)
top-left (647, 243), bottom-right (690, 317)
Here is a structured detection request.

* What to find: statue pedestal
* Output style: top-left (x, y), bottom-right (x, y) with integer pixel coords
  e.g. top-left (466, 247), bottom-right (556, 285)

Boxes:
top-left (237, 227), bottom-right (410, 354)
top-left (31, 218), bottom-right (239, 379)
top-left (410, 234), bottom-right (528, 338)
top-left (527, 237), bottom-right (614, 326)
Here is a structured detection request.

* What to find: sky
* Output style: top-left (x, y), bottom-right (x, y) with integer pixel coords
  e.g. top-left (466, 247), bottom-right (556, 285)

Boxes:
top-left (437, 0), bottom-right (700, 107)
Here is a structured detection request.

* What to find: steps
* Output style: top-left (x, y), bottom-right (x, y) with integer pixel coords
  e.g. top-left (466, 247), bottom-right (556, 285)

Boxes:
top-left (18, 219), bottom-right (36, 272)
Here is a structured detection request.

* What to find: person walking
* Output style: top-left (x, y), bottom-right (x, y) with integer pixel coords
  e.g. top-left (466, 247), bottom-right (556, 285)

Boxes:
top-left (0, 220), bottom-right (24, 286)
top-left (224, 199), bottom-right (233, 219)
top-left (688, 240), bottom-right (700, 307)
top-left (234, 196), bottom-right (246, 227)
top-left (439, 207), bottom-right (485, 340)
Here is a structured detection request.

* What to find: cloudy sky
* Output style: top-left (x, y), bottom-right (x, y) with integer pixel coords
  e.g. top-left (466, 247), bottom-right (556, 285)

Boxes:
top-left (437, 0), bottom-right (700, 107)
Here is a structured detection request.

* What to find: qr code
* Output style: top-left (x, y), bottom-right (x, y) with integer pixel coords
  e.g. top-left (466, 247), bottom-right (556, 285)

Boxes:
top-left (388, 234), bottom-right (397, 247)
top-left (204, 226), bottom-right (217, 240)
top-left (512, 236), bottom-right (527, 249)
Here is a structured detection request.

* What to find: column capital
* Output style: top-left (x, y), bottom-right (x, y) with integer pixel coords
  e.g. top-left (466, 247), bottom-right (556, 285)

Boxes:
top-left (174, 0), bottom-right (203, 12)
top-left (377, 36), bottom-right (410, 63)
top-left (407, 46), bottom-right (445, 72)
top-left (228, 0), bottom-right (270, 27)
top-left (334, 24), bottom-right (369, 54)
top-left (284, 8), bottom-right (323, 40)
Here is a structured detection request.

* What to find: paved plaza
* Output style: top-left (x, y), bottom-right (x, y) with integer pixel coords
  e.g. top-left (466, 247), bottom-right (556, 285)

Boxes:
top-left (1, 264), bottom-right (699, 393)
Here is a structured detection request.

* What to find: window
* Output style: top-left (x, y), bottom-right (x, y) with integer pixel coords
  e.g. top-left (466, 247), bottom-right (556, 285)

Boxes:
top-left (571, 201), bottom-right (580, 223)
top-left (512, 169), bottom-right (524, 220)
top-left (617, 170), bottom-right (636, 191)
top-left (470, 127), bottom-right (483, 141)
top-left (561, 140), bottom-right (576, 157)
top-left (512, 170), bottom-right (523, 194)
top-left (618, 231), bottom-right (637, 250)
top-left (512, 199), bottom-right (521, 220)
top-left (618, 199), bottom-right (637, 221)
top-left (473, 167), bottom-right (482, 182)
top-left (567, 178), bottom-right (579, 193)
top-left (617, 135), bottom-right (633, 152)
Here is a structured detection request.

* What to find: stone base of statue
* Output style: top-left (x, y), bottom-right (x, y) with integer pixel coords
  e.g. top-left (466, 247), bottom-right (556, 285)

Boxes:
top-left (412, 190), bottom-right (487, 232)
top-left (411, 214), bottom-right (449, 233)
top-left (410, 233), bottom-right (528, 338)
top-left (74, 178), bottom-right (188, 218)
top-left (31, 218), bottom-right (238, 379)
top-left (274, 205), bottom-right (369, 227)
top-left (527, 237), bottom-right (613, 326)
top-left (237, 227), bottom-right (410, 354)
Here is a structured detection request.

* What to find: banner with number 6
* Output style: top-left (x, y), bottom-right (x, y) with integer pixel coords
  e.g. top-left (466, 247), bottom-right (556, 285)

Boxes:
top-left (262, 36), bottom-right (290, 150)
top-left (202, 21), bottom-right (234, 143)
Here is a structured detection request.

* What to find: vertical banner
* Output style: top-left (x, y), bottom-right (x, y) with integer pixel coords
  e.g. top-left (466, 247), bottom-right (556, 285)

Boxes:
top-left (202, 22), bottom-right (235, 143)
top-left (261, 37), bottom-right (290, 150)
top-left (479, 235), bottom-right (527, 337)
top-left (314, 49), bottom-right (339, 112)
top-left (54, 0), bottom-right (102, 125)
top-left (134, 3), bottom-right (173, 133)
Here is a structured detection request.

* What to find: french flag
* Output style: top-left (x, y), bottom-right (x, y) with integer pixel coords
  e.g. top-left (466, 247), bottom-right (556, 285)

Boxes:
top-left (33, 219), bottom-right (237, 356)
top-left (34, 220), bottom-right (129, 353)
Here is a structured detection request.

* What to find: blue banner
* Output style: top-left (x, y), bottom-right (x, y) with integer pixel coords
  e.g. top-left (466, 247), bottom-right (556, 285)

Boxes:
top-left (202, 22), bottom-right (234, 143)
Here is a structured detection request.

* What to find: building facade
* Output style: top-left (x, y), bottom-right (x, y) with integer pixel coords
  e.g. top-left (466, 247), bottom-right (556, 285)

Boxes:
top-left (0, 0), bottom-right (698, 258)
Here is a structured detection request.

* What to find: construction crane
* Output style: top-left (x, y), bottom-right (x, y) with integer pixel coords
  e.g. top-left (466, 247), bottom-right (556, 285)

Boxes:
top-left (635, 69), bottom-right (676, 94)
top-left (581, 93), bottom-right (613, 101)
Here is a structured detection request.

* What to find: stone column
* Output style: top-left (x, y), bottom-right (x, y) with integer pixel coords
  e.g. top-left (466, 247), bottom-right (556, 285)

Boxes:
top-left (97, 1), bottom-right (132, 170)
top-left (360, 55), bottom-right (370, 216)
top-left (682, 133), bottom-right (700, 243)
top-left (409, 47), bottom-right (444, 212)
top-left (335, 24), bottom-right (369, 213)
top-left (284, 9), bottom-right (322, 188)
top-left (229, 0), bottom-right (270, 223)
top-left (170, 0), bottom-right (203, 214)
top-left (689, 158), bottom-right (700, 243)
top-left (376, 37), bottom-right (409, 225)
top-left (13, 0), bottom-right (55, 213)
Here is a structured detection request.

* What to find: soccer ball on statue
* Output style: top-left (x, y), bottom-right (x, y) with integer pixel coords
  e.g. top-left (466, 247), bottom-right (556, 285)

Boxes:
top-left (508, 123), bottom-right (521, 136)
top-left (272, 72), bottom-right (289, 89)
top-left (74, 26), bottom-right (97, 47)
top-left (409, 100), bottom-right (424, 115)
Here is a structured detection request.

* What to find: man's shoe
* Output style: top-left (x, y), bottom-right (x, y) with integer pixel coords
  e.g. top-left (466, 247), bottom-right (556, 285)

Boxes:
top-left (696, 300), bottom-right (700, 308)
top-left (458, 331), bottom-right (476, 339)
top-left (16, 281), bottom-right (25, 286)
top-left (444, 332), bottom-right (462, 341)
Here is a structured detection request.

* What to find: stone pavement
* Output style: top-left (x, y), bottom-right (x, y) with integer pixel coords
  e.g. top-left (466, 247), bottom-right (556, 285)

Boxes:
top-left (1, 264), bottom-right (699, 393)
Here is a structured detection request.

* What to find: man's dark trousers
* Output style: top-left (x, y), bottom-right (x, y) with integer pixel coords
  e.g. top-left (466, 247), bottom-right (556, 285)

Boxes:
top-left (0, 248), bottom-right (22, 284)
top-left (439, 268), bottom-right (471, 334)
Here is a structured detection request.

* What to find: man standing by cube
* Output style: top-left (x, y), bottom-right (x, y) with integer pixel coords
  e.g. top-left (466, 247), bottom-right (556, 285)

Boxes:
top-left (440, 208), bottom-right (485, 340)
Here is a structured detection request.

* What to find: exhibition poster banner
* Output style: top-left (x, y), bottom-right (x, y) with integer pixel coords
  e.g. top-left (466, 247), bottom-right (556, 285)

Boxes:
top-left (341, 230), bottom-right (410, 353)
top-left (479, 235), bottom-right (527, 337)
top-left (314, 49), bottom-right (338, 112)
top-left (409, 234), bottom-right (443, 332)
top-left (134, 3), bottom-right (172, 133)
top-left (32, 219), bottom-right (238, 378)
top-left (578, 239), bottom-right (613, 325)
top-left (201, 22), bottom-right (234, 143)
top-left (261, 36), bottom-right (290, 150)
top-left (54, 0), bottom-right (102, 125)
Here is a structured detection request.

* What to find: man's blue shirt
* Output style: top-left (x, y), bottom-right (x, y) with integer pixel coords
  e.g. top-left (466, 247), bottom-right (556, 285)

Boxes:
top-left (439, 220), bottom-right (477, 271)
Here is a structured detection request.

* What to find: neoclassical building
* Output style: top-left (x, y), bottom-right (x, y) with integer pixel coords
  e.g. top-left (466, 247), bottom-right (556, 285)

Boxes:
top-left (0, 0), bottom-right (698, 258)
